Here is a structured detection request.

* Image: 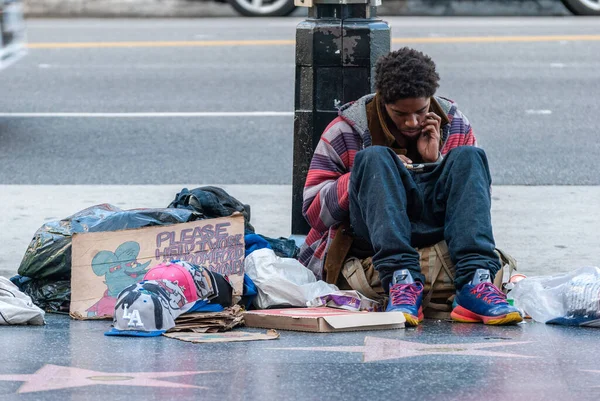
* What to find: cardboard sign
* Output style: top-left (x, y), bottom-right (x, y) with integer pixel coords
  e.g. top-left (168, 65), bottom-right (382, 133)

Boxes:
top-left (70, 215), bottom-right (244, 320)
top-left (243, 307), bottom-right (406, 333)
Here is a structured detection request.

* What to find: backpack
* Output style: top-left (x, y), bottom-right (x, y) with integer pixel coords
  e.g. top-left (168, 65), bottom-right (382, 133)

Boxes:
top-left (323, 225), bottom-right (517, 319)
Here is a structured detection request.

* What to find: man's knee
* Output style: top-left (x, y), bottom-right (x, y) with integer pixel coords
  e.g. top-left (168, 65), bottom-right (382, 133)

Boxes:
top-left (355, 146), bottom-right (397, 167)
top-left (446, 146), bottom-right (483, 158)
top-left (444, 146), bottom-right (491, 185)
top-left (445, 146), bottom-right (488, 167)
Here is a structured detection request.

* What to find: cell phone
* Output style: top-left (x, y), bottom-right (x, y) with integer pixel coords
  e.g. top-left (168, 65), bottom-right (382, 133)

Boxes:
top-left (428, 97), bottom-right (450, 127)
top-left (404, 162), bottom-right (439, 173)
top-left (428, 97), bottom-right (445, 117)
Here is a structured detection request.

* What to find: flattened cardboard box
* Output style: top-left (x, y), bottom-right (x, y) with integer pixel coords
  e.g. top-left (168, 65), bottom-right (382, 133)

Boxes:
top-left (244, 307), bottom-right (405, 333)
top-left (70, 215), bottom-right (244, 320)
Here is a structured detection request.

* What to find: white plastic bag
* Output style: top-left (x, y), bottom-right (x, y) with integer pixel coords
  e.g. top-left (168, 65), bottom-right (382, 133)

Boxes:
top-left (244, 249), bottom-right (338, 309)
top-left (0, 277), bottom-right (45, 325)
top-left (510, 266), bottom-right (600, 327)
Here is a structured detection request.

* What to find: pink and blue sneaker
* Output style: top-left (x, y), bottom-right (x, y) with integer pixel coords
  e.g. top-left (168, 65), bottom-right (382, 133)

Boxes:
top-left (385, 269), bottom-right (424, 326)
top-left (451, 269), bottom-right (523, 325)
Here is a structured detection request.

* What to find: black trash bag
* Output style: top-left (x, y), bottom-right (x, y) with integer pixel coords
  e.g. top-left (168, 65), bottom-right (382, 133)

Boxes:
top-left (18, 204), bottom-right (201, 281)
top-left (168, 186), bottom-right (254, 233)
top-left (259, 235), bottom-right (299, 259)
top-left (169, 187), bottom-right (300, 259)
top-left (11, 275), bottom-right (71, 314)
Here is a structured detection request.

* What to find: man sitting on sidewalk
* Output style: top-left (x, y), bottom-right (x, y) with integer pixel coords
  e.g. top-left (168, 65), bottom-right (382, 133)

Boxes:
top-left (298, 47), bottom-right (522, 326)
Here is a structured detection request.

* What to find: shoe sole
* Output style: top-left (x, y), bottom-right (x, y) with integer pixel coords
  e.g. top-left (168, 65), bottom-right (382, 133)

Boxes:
top-left (450, 306), bottom-right (523, 325)
top-left (403, 311), bottom-right (425, 327)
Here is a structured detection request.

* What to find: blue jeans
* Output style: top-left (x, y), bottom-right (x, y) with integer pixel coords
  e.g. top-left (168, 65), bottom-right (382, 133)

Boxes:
top-left (349, 146), bottom-right (500, 291)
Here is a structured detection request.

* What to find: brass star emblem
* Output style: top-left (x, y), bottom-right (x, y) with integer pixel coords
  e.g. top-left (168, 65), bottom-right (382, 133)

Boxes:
top-left (274, 336), bottom-right (534, 362)
top-left (581, 370), bottom-right (600, 387)
top-left (0, 364), bottom-right (216, 394)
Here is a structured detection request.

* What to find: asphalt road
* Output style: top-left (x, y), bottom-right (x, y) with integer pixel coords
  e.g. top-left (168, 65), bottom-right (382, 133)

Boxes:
top-left (1, 17), bottom-right (599, 185)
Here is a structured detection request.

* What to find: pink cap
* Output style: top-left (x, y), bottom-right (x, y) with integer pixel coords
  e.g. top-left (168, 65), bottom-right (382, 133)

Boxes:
top-left (143, 262), bottom-right (198, 303)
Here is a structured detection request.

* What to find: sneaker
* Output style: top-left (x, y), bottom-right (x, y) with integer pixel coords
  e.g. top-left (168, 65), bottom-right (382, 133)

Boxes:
top-left (385, 269), bottom-right (424, 326)
top-left (451, 269), bottom-right (523, 325)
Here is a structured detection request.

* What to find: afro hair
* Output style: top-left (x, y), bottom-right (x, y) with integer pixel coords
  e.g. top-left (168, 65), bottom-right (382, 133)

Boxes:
top-left (375, 47), bottom-right (440, 104)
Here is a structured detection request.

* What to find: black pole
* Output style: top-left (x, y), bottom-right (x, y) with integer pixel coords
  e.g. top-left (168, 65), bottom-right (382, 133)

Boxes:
top-left (292, 1), bottom-right (391, 235)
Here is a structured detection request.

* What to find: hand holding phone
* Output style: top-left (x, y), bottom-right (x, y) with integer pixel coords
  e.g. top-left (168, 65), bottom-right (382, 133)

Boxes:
top-left (417, 111), bottom-right (442, 163)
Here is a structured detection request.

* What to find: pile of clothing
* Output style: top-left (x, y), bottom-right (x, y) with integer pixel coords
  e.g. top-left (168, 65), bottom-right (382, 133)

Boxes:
top-left (4, 186), bottom-right (312, 336)
top-left (10, 186), bottom-right (298, 315)
top-left (3, 185), bottom-right (389, 336)
top-left (0, 277), bottom-right (45, 326)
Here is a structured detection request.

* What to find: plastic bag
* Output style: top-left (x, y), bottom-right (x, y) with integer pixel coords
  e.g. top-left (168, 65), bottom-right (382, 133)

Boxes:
top-left (307, 290), bottom-right (383, 312)
top-left (11, 276), bottom-right (71, 314)
top-left (168, 186), bottom-right (254, 233)
top-left (170, 187), bottom-right (299, 259)
top-left (510, 266), bottom-right (600, 327)
top-left (244, 248), bottom-right (338, 309)
top-left (0, 277), bottom-right (45, 325)
top-left (18, 204), bottom-right (200, 281)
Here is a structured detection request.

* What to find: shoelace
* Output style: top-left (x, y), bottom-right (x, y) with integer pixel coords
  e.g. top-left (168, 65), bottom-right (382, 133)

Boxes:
top-left (390, 282), bottom-right (423, 306)
top-left (470, 282), bottom-right (507, 305)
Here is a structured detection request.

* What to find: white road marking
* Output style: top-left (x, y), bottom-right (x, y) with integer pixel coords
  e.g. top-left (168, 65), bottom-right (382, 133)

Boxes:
top-left (26, 63), bottom-right (295, 70)
top-left (525, 109), bottom-right (553, 115)
top-left (550, 63), bottom-right (566, 68)
top-left (0, 112), bottom-right (294, 118)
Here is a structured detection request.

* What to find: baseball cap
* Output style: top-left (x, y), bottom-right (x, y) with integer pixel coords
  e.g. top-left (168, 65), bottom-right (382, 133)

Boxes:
top-left (143, 262), bottom-right (199, 304)
top-left (208, 270), bottom-right (233, 307)
top-left (105, 280), bottom-right (192, 337)
top-left (169, 260), bottom-right (218, 301)
top-left (170, 260), bottom-right (233, 307)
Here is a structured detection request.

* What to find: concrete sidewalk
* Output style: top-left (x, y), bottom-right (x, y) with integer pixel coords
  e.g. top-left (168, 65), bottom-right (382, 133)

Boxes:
top-left (2, 185), bottom-right (599, 401)
top-left (1, 185), bottom-right (598, 279)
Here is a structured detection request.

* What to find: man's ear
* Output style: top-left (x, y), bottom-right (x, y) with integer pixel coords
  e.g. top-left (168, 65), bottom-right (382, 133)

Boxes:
top-left (91, 251), bottom-right (117, 276)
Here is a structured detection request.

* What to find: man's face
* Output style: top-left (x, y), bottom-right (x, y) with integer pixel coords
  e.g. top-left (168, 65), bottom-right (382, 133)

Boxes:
top-left (384, 97), bottom-right (430, 139)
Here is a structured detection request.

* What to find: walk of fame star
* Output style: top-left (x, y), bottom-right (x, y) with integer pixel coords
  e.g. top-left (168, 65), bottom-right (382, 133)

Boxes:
top-left (273, 336), bottom-right (534, 362)
top-left (581, 370), bottom-right (600, 387)
top-left (0, 364), bottom-right (216, 394)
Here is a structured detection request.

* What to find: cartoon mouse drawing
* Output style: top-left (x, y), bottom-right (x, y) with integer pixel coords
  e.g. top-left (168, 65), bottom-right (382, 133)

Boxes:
top-left (86, 241), bottom-right (151, 317)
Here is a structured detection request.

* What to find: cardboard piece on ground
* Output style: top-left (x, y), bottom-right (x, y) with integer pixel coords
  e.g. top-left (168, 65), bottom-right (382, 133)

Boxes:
top-left (243, 307), bottom-right (405, 333)
top-left (169, 305), bottom-right (245, 333)
top-left (164, 329), bottom-right (279, 343)
top-left (70, 215), bottom-right (245, 320)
